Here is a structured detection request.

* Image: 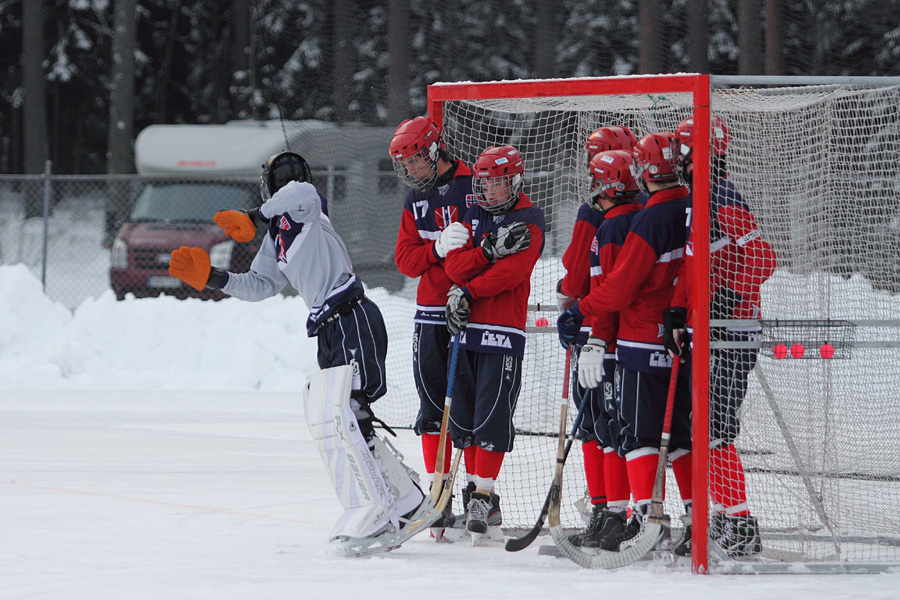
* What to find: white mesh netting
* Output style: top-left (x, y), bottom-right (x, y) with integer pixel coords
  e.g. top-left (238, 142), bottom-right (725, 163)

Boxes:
top-left (372, 81), bottom-right (900, 564)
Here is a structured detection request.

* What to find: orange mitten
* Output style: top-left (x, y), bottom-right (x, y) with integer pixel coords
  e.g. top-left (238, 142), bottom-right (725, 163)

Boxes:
top-left (214, 210), bottom-right (256, 243)
top-left (168, 246), bottom-right (212, 291)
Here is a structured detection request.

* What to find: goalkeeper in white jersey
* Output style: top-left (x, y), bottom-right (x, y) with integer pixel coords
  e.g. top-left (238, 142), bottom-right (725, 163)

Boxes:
top-left (167, 151), bottom-right (436, 556)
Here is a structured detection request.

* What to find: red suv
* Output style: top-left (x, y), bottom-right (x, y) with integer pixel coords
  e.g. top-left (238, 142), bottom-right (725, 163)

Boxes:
top-left (109, 179), bottom-right (262, 300)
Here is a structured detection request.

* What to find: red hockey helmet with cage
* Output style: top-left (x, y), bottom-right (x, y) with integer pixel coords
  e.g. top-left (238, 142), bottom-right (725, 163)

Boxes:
top-left (586, 126), bottom-right (639, 163)
top-left (472, 145), bottom-right (525, 215)
top-left (389, 116), bottom-right (442, 192)
top-left (631, 132), bottom-right (682, 193)
top-left (588, 150), bottom-right (640, 209)
top-left (675, 115), bottom-right (730, 162)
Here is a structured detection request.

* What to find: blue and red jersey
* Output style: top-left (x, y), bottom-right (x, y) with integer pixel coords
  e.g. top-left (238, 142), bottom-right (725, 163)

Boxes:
top-left (394, 162), bottom-right (475, 326)
top-left (560, 203), bottom-right (606, 345)
top-left (579, 185), bottom-right (690, 373)
top-left (588, 202), bottom-right (643, 351)
top-left (672, 176), bottom-right (776, 324)
top-left (444, 193), bottom-right (546, 358)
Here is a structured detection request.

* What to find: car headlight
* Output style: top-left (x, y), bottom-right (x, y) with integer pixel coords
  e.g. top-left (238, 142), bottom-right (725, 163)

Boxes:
top-left (110, 237), bottom-right (128, 269)
top-left (209, 240), bottom-right (235, 269)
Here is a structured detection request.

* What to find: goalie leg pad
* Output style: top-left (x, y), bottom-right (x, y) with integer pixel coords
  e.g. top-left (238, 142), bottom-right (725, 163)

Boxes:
top-left (304, 365), bottom-right (430, 546)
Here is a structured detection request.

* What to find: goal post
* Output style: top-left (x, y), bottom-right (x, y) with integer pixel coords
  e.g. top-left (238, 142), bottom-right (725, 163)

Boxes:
top-left (424, 74), bottom-right (900, 574)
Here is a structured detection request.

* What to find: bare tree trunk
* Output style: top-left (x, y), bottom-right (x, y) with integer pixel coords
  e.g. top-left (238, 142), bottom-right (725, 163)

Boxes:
top-left (108, 0), bottom-right (136, 174)
top-left (738, 0), bottom-right (764, 75)
top-left (387, 0), bottom-right (410, 125)
top-left (639, 0), bottom-right (663, 74)
top-left (154, 0), bottom-right (183, 123)
top-left (332, 0), bottom-right (353, 123)
top-left (764, 0), bottom-right (784, 75)
top-left (533, 0), bottom-right (557, 79)
top-left (106, 0), bottom-right (137, 246)
top-left (687, 0), bottom-right (709, 73)
top-left (23, 0), bottom-right (48, 217)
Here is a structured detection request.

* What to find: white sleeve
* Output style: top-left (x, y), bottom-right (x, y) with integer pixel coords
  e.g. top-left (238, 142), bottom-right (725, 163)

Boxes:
top-left (259, 181), bottom-right (321, 223)
top-left (220, 235), bottom-right (289, 301)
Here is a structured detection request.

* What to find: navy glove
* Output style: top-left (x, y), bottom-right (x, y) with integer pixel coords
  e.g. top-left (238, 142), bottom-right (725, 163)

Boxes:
top-left (663, 307), bottom-right (689, 357)
top-left (556, 303), bottom-right (585, 349)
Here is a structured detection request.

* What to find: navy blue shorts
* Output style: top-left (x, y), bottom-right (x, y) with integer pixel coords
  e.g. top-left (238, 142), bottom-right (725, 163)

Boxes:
top-left (316, 297), bottom-right (388, 404)
top-left (591, 356), bottom-right (619, 450)
top-left (412, 322), bottom-right (452, 435)
top-left (710, 341), bottom-right (758, 447)
top-left (449, 349), bottom-right (522, 453)
top-left (615, 355), bottom-right (691, 456)
top-left (570, 342), bottom-right (598, 441)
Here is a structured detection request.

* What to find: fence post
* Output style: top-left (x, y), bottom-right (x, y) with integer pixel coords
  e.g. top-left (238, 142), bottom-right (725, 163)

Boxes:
top-left (41, 159), bottom-right (51, 290)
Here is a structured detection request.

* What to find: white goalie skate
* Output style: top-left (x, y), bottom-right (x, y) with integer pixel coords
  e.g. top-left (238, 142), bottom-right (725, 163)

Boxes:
top-left (304, 366), bottom-right (441, 557)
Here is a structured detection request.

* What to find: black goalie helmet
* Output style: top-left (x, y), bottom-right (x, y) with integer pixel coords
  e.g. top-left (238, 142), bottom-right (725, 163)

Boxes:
top-left (260, 151), bottom-right (312, 201)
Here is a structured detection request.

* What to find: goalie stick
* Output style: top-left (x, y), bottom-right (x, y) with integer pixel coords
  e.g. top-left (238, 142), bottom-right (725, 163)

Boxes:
top-left (548, 357), bottom-right (681, 568)
top-left (430, 333), bottom-right (461, 505)
top-left (505, 348), bottom-right (584, 552)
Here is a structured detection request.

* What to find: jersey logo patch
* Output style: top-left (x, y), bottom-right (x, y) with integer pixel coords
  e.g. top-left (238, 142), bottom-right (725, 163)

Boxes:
top-left (278, 216), bottom-right (291, 230)
top-left (591, 237), bottom-right (599, 255)
top-left (465, 194), bottom-right (478, 208)
top-left (481, 331), bottom-right (513, 349)
top-left (650, 352), bottom-right (672, 368)
top-left (434, 206), bottom-right (459, 230)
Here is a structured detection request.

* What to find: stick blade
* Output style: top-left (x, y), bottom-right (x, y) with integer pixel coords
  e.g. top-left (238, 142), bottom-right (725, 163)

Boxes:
top-left (504, 520), bottom-right (543, 552)
top-left (548, 522), bottom-right (662, 569)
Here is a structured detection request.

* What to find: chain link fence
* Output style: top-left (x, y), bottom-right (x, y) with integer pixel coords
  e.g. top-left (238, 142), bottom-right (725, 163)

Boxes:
top-left (0, 168), bottom-right (409, 310)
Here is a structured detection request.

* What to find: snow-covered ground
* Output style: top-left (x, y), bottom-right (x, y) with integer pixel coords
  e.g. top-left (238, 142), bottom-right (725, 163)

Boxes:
top-left (2, 264), bottom-right (900, 599)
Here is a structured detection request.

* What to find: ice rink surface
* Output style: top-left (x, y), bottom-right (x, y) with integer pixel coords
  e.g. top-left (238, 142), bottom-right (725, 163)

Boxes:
top-left (3, 388), bottom-right (899, 600)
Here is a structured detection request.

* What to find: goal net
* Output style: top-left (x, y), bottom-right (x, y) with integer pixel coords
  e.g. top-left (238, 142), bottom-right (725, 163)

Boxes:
top-left (407, 75), bottom-right (900, 572)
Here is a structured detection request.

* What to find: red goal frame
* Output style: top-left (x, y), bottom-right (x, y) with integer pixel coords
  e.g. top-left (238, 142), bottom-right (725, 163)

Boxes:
top-left (427, 75), bottom-right (714, 574)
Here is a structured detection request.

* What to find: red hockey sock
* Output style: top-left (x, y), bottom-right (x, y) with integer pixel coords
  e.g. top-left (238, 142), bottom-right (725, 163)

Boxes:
top-left (625, 450), bottom-right (657, 504)
top-left (670, 450), bottom-right (693, 504)
top-left (474, 447), bottom-right (505, 481)
top-left (421, 433), bottom-right (453, 475)
top-left (710, 443), bottom-right (749, 515)
top-left (421, 433), bottom-right (438, 475)
top-left (604, 449), bottom-right (630, 504)
top-left (464, 445), bottom-right (478, 477)
top-left (582, 439), bottom-right (606, 504)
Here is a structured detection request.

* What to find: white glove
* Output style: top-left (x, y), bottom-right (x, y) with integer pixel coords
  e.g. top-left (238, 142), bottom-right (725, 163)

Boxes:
top-left (578, 337), bottom-right (608, 389)
top-left (556, 278), bottom-right (576, 313)
top-left (434, 222), bottom-right (469, 258)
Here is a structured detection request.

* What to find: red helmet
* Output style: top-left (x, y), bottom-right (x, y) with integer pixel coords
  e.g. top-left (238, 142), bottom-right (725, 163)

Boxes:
top-left (472, 145), bottom-right (525, 215)
top-left (675, 115), bottom-right (730, 164)
top-left (389, 116), bottom-right (442, 192)
top-left (586, 126), bottom-right (638, 163)
top-left (588, 150), bottom-right (639, 209)
top-left (631, 132), bottom-right (682, 193)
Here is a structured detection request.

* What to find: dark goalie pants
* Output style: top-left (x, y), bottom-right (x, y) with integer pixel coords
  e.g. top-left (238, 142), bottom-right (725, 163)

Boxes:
top-left (449, 348), bottom-right (522, 453)
top-left (412, 322), bottom-right (453, 435)
top-left (316, 297), bottom-right (388, 404)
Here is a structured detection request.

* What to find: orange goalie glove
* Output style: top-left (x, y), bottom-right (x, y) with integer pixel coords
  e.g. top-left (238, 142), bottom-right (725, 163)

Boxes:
top-left (214, 210), bottom-right (256, 243)
top-left (168, 246), bottom-right (211, 291)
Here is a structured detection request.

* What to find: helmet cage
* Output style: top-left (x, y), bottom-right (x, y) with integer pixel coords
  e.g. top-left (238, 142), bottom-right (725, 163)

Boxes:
top-left (473, 172), bottom-right (523, 215)
top-left (391, 142), bottom-right (440, 192)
